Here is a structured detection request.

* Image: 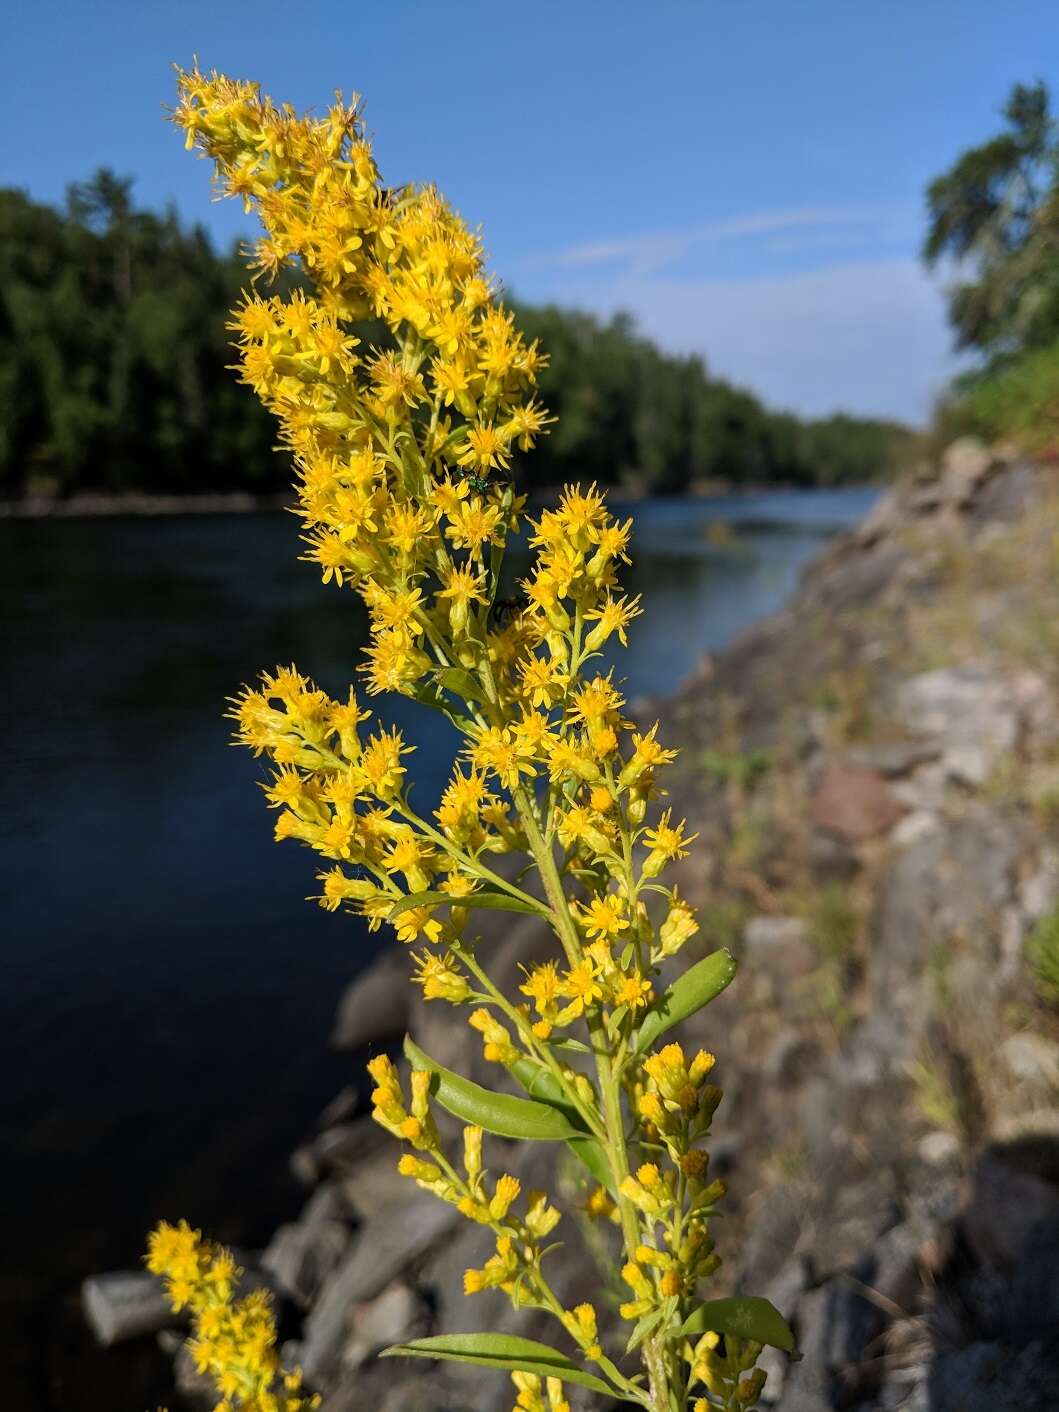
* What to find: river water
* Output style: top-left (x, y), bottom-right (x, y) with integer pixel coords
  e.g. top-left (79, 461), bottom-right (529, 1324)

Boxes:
top-left (0, 487), bottom-right (875, 1404)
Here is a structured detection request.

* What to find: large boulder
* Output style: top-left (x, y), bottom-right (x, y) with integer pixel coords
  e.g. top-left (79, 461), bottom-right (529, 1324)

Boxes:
top-left (331, 952), bottom-right (410, 1051)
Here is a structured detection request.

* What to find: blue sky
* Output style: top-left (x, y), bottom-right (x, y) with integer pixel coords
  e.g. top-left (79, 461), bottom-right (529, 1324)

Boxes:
top-left (5, 1), bottom-right (1059, 423)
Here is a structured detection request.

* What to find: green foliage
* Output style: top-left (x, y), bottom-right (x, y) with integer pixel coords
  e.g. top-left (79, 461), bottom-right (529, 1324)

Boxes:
top-left (927, 81), bottom-right (1059, 448)
top-left (696, 746), bottom-right (771, 791)
top-left (924, 82), bottom-right (1059, 356)
top-left (381, 1333), bottom-right (617, 1395)
top-left (0, 175), bottom-right (911, 501)
top-left (632, 948), bottom-right (737, 1055)
top-left (404, 1036), bottom-right (585, 1140)
top-left (941, 334), bottom-right (1059, 447)
top-left (678, 1296), bottom-right (796, 1352)
top-left (0, 172), bottom-right (286, 497)
top-left (1028, 906), bottom-right (1059, 1005)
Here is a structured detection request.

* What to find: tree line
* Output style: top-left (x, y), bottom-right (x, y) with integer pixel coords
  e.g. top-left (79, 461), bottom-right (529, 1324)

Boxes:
top-left (0, 173), bottom-right (911, 502)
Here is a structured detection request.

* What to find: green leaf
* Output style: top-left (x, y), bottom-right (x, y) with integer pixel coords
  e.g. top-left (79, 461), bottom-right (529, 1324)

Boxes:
top-left (624, 1305), bottom-right (665, 1355)
top-left (506, 1058), bottom-right (612, 1190)
top-left (434, 666), bottom-right (488, 704)
top-left (389, 889), bottom-right (543, 919)
top-left (380, 1333), bottom-right (615, 1395)
top-left (634, 949), bottom-right (737, 1056)
top-left (404, 1036), bottom-right (582, 1140)
top-left (679, 1296), bottom-right (796, 1353)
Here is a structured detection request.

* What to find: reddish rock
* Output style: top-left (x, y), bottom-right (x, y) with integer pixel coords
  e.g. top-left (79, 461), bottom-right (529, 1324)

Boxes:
top-left (812, 761), bottom-right (905, 842)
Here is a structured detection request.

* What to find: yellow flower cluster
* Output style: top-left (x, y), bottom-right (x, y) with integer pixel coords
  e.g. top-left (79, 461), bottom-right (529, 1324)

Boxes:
top-left (146, 1221), bottom-right (318, 1412)
top-left (511, 1370), bottom-right (572, 1412)
top-left (369, 1057), bottom-right (567, 1303)
top-left (168, 65), bottom-right (773, 1412)
top-left (617, 1041), bottom-right (726, 1323)
top-left (690, 1333), bottom-right (767, 1409)
top-left (174, 64), bottom-right (547, 704)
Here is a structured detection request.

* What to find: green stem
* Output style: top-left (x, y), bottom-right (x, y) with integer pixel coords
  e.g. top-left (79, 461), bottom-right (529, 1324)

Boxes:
top-left (456, 948), bottom-right (606, 1141)
top-left (512, 787), bottom-right (644, 1263)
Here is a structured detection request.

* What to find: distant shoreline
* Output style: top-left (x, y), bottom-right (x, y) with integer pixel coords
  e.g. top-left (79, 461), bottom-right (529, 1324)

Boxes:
top-left (0, 490), bottom-right (293, 520)
top-left (1, 480), bottom-right (888, 521)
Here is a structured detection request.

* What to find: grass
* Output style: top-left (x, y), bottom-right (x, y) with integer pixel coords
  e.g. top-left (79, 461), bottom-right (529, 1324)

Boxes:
top-left (907, 1055), bottom-right (962, 1135)
top-left (1028, 906), bottom-right (1059, 1006)
top-left (695, 746), bottom-right (771, 792)
top-left (945, 337), bottom-right (1059, 451)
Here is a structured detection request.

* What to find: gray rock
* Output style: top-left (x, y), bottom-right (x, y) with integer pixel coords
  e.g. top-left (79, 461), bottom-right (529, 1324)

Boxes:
top-left (300, 1178), bottom-right (358, 1227)
top-left (757, 1257), bottom-right (812, 1402)
top-left (918, 1130), bottom-right (961, 1167)
top-left (998, 1031), bottom-right (1059, 1091)
top-left (894, 664), bottom-right (1025, 786)
top-left (844, 742), bottom-right (940, 778)
top-left (824, 1222), bottom-right (921, 1371)
top-left (302, 1191), bottom-right (461, 1387)
top-left (331, 953), bottom-right (410, 1051)
top-left (316, 1086), bottom-right (359, 1129)
top-left (261, 1217), bottom-right (350, 1309)
top-left (889, 809), bottom-right (941, 850)
top-left (809, 830), bottom-right (860, 882)
top-left (764, 1032), bottom-right (819, 1087)
top-left (290, 1143), bottom-right (321, 1187)
top-left (744, 914), bottom-right (810, 950)
top-left (1019, 849), bottom-right (1059, 923)
top-left (939, 437), bottom-right (995, 506)
top-left (342, 1281), bottom-right (428, 1371)
top-left (80, 1270), bottom-right (177, 1346)
top-left (312, 1116), bottom-right (389, 1178)
top-left (855, 489), bottom-right (901, 545)
top-left (778, 1286), bottom-right (831, 1412)
top-left (337, 1148), bottom-right (409, 1221)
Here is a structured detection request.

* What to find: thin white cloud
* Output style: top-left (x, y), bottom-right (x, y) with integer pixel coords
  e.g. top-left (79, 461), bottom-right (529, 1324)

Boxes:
top-left (565, 258), bottom-right (964, 423)
top-left (531, 203), bottom-right (916, 277)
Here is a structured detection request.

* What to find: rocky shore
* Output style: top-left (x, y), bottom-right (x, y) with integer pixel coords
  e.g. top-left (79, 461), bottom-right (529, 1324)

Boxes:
top-left (86, 441), bottom-right (1059, 1410)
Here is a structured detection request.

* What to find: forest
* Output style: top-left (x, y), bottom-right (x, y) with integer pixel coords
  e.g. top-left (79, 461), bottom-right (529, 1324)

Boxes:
top-left (0, 173), bottom-right (912, 502)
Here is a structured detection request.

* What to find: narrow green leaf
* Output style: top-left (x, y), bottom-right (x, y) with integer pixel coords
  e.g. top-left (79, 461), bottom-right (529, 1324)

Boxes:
top-left (404, 1036), bottom-right (582, 1140)
top-left (508, 1058), bottom-right (577, 1110)
top-left (434, 666), bottom-right (488, 704)
top-left (624, 1305), bottom-right (665, 1355)
top-left (679, 1296), bottom-right (795, 1352)
top-left (550, 1037), bottom-right (591, 1054)
top-left (380, 1333), bottom-right (615, 1395)
top-left (634, 949), bottom-right (737, 1056)
top-left (506, 1058), bottom-right (612, 1190)
top-left (389, 889), bottom-right (543, 919)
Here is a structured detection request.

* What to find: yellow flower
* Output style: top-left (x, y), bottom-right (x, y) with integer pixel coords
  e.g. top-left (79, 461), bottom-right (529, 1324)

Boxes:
top-left (470, 727), bottom-right (536, 790)
top-left (559, 961), bottom-right (603, 1017)
top-left (641, 809), bottom-right (697, 876)
top-left (583, 593), bottom-right (642, 650)
top-left (438, 563), bottom-right (488, 633)
top-left (457, 422), bottom-right (512, 472)
top-left (576, 892), bottom-right (628, 940)
top-left (446, 497), bottom-right (504, 556)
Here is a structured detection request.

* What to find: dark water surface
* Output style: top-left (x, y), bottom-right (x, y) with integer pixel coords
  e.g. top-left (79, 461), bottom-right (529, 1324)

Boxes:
top-left (0, 488), bottom-right (874, 1404)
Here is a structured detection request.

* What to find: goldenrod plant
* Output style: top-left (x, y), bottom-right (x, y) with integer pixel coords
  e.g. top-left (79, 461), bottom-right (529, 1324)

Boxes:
top-left (146, 66), bottom-right (795, 1412)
